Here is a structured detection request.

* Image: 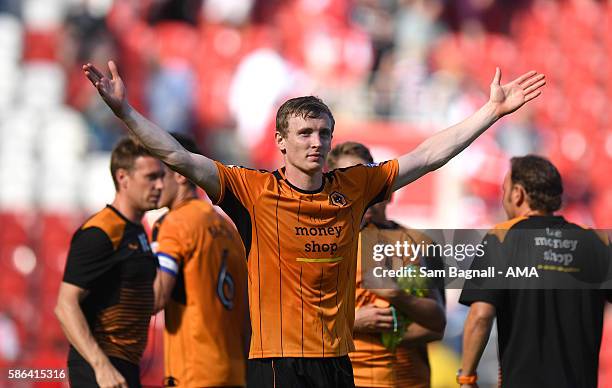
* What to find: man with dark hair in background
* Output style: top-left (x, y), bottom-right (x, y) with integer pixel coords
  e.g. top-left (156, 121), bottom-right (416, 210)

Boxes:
top-left (328, 142), bottom-right (446, 388)
top-left (458, 155), bottom-right (611, 388)
top-left (151, 133), bottom-right (249, 388)
top-left (55, 137), bottom-right (165, 388)
top-left (83, 59), bottom-right (544, 387)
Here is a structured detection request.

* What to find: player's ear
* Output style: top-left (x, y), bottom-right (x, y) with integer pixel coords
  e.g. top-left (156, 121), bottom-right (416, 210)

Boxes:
top-left (116, 168), bottom-right (129, 191)
top-left (175, 173), bottom-right (189, 185)
top-left (275, 131), bottom-right (287, 154)
top-left (513, 183), bottom-right (527, 207)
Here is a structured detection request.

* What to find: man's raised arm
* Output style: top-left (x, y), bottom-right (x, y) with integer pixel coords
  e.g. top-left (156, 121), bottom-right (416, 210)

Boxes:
top-left (393, 68), bottom-right (545, 191)
top-left (83, 61), bottom-right (221, 201)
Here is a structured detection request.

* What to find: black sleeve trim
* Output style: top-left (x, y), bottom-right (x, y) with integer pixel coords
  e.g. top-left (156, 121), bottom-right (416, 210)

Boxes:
top-left (218, 189), bottom-right (252, 258)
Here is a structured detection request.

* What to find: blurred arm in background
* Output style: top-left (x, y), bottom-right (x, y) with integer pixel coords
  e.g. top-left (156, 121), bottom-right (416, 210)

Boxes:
top-left (55, 283), bottom-right (127, 388)
top-left (459, 301), bottom-right (496, 388)
top-left (372, 287), bottom-right (446, 334)
top-left (353, 304), bottom-right (395, 333)
top-left (153, 270), bottom-right (176, 313)
top-left (400, 288), bottom-right (446, 345)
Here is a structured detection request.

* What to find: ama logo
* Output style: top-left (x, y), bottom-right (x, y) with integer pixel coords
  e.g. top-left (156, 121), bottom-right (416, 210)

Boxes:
top-left (329, 191), bottom-right (348, 207)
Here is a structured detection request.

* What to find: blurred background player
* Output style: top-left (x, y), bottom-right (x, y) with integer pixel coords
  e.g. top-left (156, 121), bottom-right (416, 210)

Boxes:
top-left (55, 137), bottom-right (165, 388)
top-left (328, 142), bottom-right (446, 388)
top-left (459, 155), bottom-right (611, 388)
top-left (151, 133), bottom-right (248, 388)
top-left (82, 57), bottom-right (543, 387)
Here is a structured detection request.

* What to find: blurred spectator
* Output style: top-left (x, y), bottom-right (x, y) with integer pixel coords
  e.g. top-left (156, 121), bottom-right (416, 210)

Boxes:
top-left (146, 20), bottom-right (199, 137)
top-left (494, 107), bottom-right (542, 156)
top-left (352, 0), bottom-right (396, 80)
top-left (203, 0), bottom-right (254, 26)
top-left (395, 0), bottom-right (446, 61)
top-left (147, 0), bottom-right (201, 25)
top-left (0, 0), bottom-right (20, 16)
top-left (228, 47), bottom-right (295, 150)
top-left (370, 50), bottom-right (396, 118)
top-left (146, 64), bottom-right (196, 135)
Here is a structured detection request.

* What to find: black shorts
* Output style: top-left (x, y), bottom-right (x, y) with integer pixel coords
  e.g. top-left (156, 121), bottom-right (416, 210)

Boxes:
top-left (68, 356), bottom-right (141, 388)
top-left (247, 356), bottom-right (355, 388)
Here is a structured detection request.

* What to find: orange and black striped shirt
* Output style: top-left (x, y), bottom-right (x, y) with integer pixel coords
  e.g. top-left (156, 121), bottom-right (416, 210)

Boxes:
top-left (214, 160), bottom-right (399, 358)
top-left (62, 205), bottom-right (156, 365)
top-left (352, 222), bottom-right (435, 388)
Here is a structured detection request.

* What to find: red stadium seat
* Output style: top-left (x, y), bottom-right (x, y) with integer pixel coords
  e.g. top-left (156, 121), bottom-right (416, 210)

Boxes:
top-left (153, 21), bottom-right (199, 64)
top-left (0, 213), bottom-right (32, 310)
top-left (0, 212), bottom-right (29, 250)
top-left (22, 28), bottom-right (60, 62)
top-left (36, 213), bottom-right (79, 344)
top-left (37, 213), bottom-right (78, 274)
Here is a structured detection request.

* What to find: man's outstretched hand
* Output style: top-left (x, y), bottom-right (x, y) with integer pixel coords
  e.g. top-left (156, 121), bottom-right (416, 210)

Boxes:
top-left (83, 61), bottom-right (129, 118)
top-left (489, 67), bottom-right (546, 118)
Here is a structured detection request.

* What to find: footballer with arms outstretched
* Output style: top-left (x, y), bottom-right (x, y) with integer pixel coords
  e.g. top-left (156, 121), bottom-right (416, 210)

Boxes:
top-left (83, 61), bottom-right (545, 387)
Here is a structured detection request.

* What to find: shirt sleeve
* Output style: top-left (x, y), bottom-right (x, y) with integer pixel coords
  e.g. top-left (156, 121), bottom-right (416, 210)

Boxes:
top-left (155, 214), bottom-right (192, 277)
top-left (459, 232), bottom-right (506, 309)
top-left (214, 162), bottom-right (268, 208)
top-left (362, 160), bottom-right (399, 207)
top-left (62, 227), bottom-right (116, 289)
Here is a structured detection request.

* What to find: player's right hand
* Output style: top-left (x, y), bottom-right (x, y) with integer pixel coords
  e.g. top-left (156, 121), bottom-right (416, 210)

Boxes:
top-left (83, 61), bottom-right (129, 119)
top-left (354, 304), bottom-right (394, 333)
top-left (94, 361), bottom-right (128, 388)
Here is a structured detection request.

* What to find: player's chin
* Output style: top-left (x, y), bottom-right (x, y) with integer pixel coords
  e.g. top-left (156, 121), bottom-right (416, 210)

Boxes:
top-left (145, 197), bottom-right (161, 210)
top-left (303, 159), bottom-right (324, 172)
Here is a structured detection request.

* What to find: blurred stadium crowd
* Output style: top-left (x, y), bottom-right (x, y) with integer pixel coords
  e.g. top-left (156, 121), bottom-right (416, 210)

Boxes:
top-left (0, 0), bottom-right (610, 387)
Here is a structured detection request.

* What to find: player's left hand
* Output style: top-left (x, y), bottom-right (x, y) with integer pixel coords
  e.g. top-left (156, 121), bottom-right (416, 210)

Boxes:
top-left (489, 67), bottom-right (545, 117)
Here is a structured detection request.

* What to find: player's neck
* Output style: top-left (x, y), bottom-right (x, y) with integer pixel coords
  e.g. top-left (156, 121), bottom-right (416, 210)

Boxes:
top-left (111, 197), bottom-right (144, 224)
top-left (284, 164), bottom-right (324, 192)
top-left (170, 188), bottom-right (197, 209)
top-left (516, 208), bottom-right (550, 218)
